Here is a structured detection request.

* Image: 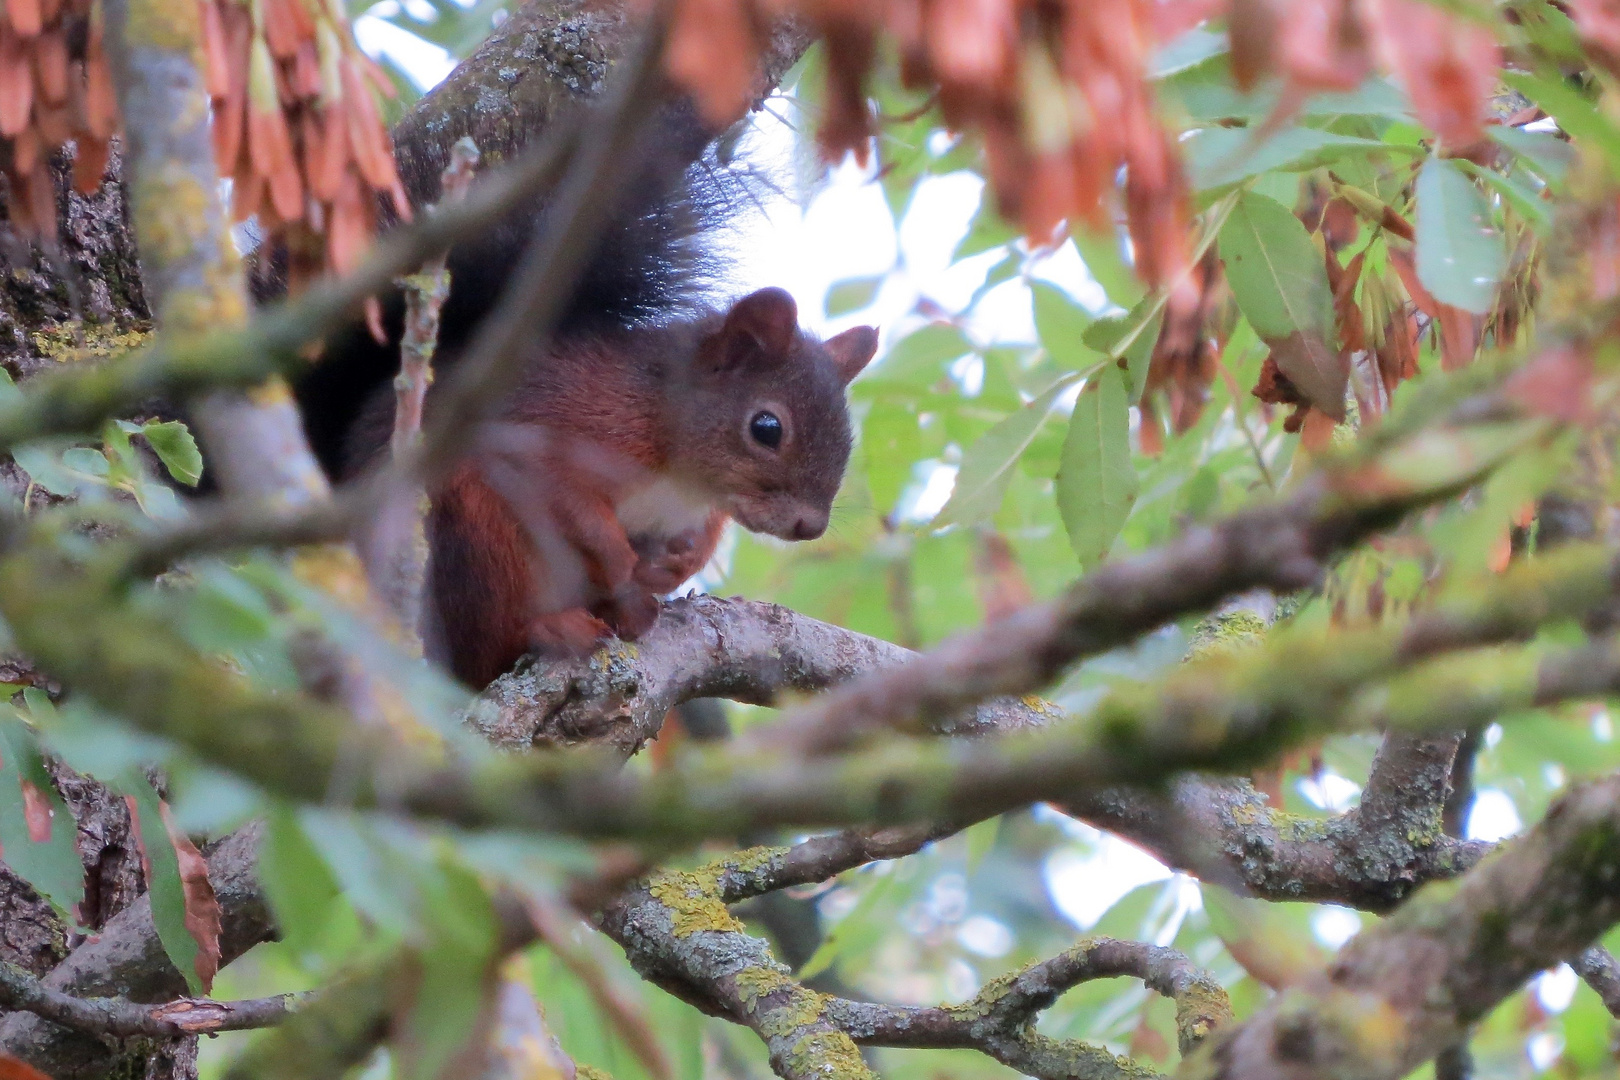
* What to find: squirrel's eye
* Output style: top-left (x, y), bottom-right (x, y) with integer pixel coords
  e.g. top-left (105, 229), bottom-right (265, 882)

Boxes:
top-left (749, 411), bottom-right (783, 449)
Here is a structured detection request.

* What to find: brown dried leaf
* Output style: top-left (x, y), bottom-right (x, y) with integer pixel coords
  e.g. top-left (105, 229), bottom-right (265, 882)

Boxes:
top-left (1228, 0), bottom-right (1279, 90)
top-left (972, 530), bottom-right (1033, 621)
top-left (71, 133), bottom-right (110, 195)
top-left (1269, 330), bottom-right (1347, 420)
top-left (1503, 346), bottom-right (1594, 424)
top-left (159, 802), bottom-right (222, 994)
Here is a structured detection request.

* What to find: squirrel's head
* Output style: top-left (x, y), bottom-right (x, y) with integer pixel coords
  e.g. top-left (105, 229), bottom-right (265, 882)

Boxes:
top-left (673, 287), bottom-right (877, 541)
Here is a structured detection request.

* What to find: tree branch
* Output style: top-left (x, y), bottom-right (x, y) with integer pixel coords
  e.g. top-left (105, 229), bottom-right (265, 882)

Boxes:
top-left (0, 960), bottom-right (298, 1038)
top-left (0, 825), bottom-right (275, 1079)
top-left (1199, 772), bottom-right (1620, 1080)
top-left (602, 852), bottom-right (1228, 1080)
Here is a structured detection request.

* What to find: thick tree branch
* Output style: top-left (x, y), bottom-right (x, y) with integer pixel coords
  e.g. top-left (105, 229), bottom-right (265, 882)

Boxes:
top-left (474, 596), bottom-right (1047, 753)
top-left (603, 853), bottom-right (1228, 1080)
top-left (1199, 772), bottom-right (1620, 1080)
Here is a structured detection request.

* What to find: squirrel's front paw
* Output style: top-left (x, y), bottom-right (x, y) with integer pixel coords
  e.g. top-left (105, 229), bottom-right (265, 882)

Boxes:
top-left (528, 609), bottom-right (613, 658)
top-left (599, 582), bottom-right (661, 639)
top-left (633, 533), bottom-right (708, 594)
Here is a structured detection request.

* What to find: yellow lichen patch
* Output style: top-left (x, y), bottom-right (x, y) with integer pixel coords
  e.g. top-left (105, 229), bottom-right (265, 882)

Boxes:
top-left (132, 169), bottom-right (216, 268)
top-left (646, 869), bottom-right (746, 937)
top-left (719, 845), bottom-right (787, 876)
top-left (784, 1030), bottom-right (874, 1080)
top-left (756, 987), bottom-right (827, 1038)
top-left (30, 321), bottom-right (152, 363)
top-left (291, 544), bottom-right (376, 611)
top-left (126, 0), bottom-right (203, 54)
top-left (734, 966), bottom-right (793, 1012)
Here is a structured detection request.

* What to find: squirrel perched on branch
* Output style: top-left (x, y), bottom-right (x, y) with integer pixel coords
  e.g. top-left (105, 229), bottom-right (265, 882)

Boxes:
top-left (292, 102), bottom-right (878, 689)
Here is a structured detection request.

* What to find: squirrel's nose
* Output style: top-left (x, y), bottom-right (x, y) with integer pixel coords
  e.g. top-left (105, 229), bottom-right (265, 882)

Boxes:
top-left (791, 512), bottom-right (827, 540)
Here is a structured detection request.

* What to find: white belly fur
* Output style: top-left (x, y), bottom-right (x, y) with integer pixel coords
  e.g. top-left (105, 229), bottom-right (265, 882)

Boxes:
top-left (615, 475), bottom-right (715, 540)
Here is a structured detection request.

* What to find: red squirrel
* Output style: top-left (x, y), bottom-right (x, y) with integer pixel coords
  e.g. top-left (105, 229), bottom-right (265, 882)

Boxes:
top-left (419, 288), bottom-right (876, 686)
top-left (293, 95), bottom-right (879, 687)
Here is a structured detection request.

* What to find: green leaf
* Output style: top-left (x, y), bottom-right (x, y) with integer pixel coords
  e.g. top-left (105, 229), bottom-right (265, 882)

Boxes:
top-left (798, 867), bottom-right (904, 980)
top-left (860, 324), bottom-right (972, 391)
top-left (1056, 365), bottom-right (1137, 567)
top-left (139, 420), bottom-right (204, 487)
top-left (1186, 126), bottom-right (1416, 191)
top-left (1032, 282), bottom-right (1097, 370)
top-left (954, 201), bottom-right (1019, 259)
top-left (260, 805), bottom-right (345, 958)
top-left (13, 442), bottom-right (110, 498)
top-left (1151, 26), bottom-right (1227, 77)
top-left (933, 377), bottom-right (1077, 528)
top-left (0, 713), bottom-right (85, 920)
top-left (1083, 298), bottom-right (1163, 403)
top-left (1415, 157), bottom-right (1507, 315)
top-left (1219, 192), bottom-right (1335, 340)
top-left (824, 277), bottom-right (883, 318)
top-left (1073, 229), bottom-right (1144, 306)
top-left (396, 856), bottom-right (501, 1080)
top-left (1218, 191), bottom-right (1345, 416)
top-left (123, 777), bottom-right (206, 994)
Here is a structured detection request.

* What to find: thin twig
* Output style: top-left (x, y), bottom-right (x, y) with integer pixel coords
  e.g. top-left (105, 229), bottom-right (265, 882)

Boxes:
top-left (0, 958), bottom-right (300, 1037)
top-left (371, 137), bottom-right (482, 643)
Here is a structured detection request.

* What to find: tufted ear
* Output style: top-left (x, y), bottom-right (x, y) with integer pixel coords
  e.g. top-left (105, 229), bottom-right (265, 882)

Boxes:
top-left (824, 325), bottom-right (878, 384)
top-left (718, 287), bottom-right (799, 365)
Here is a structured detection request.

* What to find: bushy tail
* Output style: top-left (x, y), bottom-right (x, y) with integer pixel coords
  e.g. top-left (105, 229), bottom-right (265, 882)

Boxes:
top-left (293, 98), bottom-right (764, 478)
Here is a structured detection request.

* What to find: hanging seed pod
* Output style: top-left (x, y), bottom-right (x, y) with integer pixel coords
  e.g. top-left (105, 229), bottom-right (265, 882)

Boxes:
top-left (81, 32), bottom-right (118, 139)
top-left (314, 15), bottom-right (342, 105)
top-left (24, 163), bottom-right (56, 239)
top-left (258, 0), bottom-right (304, 60)
top-left (33, 98), bottom-right (70, 145)
top-left (6, 0), bottom-right (43, 37)
top-left (326, 166), bottom-right (369, 275)
top-left (231, 163), bottom-right (265, 221)
top-left (10, 122), bottom-right (40, 176)
top-left (0, 31), bottom-right (35, 136)
top-left (292, 37), bottom-right (320, 97)
top-left (32, 25), bottom-right (67, 103)
top-left (247, 33), bottom-right (302, 221)
top-left (200, 0), bottom-right (232, 99)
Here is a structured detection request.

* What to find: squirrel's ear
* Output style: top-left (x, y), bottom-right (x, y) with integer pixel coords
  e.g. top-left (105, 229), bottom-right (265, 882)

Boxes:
top-left (721, 287), bottom-right (799, 360)
top-left (825, 325), bottom-right (878, 384)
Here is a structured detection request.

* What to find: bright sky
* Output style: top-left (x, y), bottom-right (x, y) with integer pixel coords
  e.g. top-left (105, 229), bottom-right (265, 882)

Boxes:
top-left (354, 9), bottom-right (1534, 960)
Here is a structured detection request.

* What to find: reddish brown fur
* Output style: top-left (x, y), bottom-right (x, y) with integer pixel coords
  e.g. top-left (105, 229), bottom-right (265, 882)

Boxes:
top-left (395, 288), bottom-right (878, 688)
